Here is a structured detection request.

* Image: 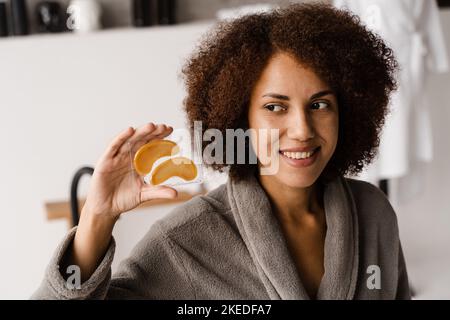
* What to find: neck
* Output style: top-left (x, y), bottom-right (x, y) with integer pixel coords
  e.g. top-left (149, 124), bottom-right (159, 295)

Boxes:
top-left (257, 174), bottom-right (324, 225)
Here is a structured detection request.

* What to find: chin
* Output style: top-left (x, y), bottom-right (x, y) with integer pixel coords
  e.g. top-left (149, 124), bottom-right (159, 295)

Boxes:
top-left (274, 170), bottom-right (320, 189)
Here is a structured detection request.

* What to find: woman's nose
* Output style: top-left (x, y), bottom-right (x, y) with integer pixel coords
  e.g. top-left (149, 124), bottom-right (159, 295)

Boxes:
top-left (286, 109), bottom-right (315, 141)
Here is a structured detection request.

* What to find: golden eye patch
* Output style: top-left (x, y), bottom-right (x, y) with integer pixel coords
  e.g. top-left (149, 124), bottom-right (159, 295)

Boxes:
top-left (133, 140), bottom-right (180, 176)
top-left (133, 140), bottom-right (198, 185)
top-left (150, 157), bottom-right (198, 185)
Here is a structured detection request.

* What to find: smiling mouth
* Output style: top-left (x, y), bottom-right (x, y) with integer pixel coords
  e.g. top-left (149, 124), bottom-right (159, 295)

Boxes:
top-left (279, 147), bottom-right (320, 160)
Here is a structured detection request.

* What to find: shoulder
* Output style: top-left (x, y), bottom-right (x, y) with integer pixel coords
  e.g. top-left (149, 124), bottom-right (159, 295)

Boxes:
top-left (344, 177), bottom-right (387, 202)
top-left (344, 177), bottom-right (399, 233)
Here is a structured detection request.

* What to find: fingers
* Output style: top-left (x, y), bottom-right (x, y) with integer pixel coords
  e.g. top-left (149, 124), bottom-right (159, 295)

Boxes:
top-left (140, 185), bottom-right (178, 203)
top-left (104, 126), bottom-right (135, 159)
top-left (104, 123), bottom-right (174, 160)
top-left (127, 122), bottom-right (158, 147)
top-left (128, 124), bottom-right (174, 155)
top-left (152, 124), bottom-right (174, 140)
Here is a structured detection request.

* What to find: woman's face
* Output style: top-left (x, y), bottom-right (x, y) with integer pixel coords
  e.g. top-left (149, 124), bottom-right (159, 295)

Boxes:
top-left (248, 51), bottom-right (339, 188)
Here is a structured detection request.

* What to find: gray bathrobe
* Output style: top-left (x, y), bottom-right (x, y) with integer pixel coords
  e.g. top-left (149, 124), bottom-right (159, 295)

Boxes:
top-left (32, 174), bottom-right (411, 300)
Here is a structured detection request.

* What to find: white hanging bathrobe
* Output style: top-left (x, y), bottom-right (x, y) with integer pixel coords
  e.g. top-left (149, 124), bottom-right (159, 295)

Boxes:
top-left (333, 0), bottom-right (449, 204)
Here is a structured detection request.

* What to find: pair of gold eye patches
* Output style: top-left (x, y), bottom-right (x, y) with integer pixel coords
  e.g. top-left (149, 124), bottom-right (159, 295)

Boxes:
top-left (133, 140), bottom-right (198, 185)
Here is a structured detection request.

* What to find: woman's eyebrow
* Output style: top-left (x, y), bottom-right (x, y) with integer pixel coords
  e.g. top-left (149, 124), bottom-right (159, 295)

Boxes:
top-left (262, 90), bottom-right (334, 101)
top-left (262, 93), bottom-right (290, 100)
top-left (309, 90), bottom-right (334, 100)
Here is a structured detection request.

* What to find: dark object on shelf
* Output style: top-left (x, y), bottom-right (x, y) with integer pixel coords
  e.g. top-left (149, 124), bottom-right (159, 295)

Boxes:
top-left (11, 0), bottom-right (29, 35)
top-left (70, 166), bottom-right (94, 227)
top-left (133, 0), bottom-right (155, 27)
top-left (379, 179), bottom-right (389, 197)
top-left (36, 1), bottom-right (64, 33)
top-left (0, 1), bottom-right (8, 37)
top-left (438, 0), bottom-right (450, 8)
top-left (157, 0), bottom-right (176, 25)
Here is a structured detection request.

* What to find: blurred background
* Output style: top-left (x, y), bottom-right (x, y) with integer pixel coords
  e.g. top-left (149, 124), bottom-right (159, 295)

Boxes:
top-left (0, 0), bottom-right (449, 299)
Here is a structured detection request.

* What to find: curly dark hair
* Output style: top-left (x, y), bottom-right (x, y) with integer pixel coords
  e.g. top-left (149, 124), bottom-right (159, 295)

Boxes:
top-left (182, 2), bottom-right (398, 182)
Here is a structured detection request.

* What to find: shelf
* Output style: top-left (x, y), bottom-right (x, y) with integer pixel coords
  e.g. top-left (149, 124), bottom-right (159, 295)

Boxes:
top-left (45, 188), bottom-right (206, 226)
top-left (0, 20), bottom-right (215, 44)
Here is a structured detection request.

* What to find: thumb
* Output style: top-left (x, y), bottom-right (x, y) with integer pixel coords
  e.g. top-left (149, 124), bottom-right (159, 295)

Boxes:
top-left (140, 185), bottom-right (178, 202)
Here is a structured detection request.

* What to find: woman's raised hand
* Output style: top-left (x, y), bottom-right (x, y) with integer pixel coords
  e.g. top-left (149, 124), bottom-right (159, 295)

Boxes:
top-left (82, 123), bottom-right (178, 223)
top-left (65, 123), bottom-right (179, 282)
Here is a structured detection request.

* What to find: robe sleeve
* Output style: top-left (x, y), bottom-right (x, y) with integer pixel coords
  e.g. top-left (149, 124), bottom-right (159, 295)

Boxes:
top-left (419, 0), bottom-right (449, 73)
top-left (396, 241), bottom-right (412, 300)
top-left (30, 223), bottom-right (196, 300)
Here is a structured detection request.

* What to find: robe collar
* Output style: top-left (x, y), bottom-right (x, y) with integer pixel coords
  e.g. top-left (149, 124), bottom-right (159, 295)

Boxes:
top-left (226, 173), bottom-right (359, 300)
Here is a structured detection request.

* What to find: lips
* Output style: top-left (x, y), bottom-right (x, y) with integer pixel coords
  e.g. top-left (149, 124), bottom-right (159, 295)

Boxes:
top-left (278, 146), bottom-right (320, 167)
top-left (279, 146), bottom-right (320, 153)
top-left (279, 146), bottom-right (320, 157)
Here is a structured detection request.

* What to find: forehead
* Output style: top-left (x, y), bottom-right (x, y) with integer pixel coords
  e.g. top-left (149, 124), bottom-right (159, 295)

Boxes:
top-left (252, 52), bottom-right (329, 96)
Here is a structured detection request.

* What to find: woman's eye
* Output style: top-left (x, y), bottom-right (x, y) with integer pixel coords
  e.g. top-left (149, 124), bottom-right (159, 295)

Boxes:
top-left (264, 104), bottom-right (285, 112)
top-left (311, 101), bottom-right (329, 110)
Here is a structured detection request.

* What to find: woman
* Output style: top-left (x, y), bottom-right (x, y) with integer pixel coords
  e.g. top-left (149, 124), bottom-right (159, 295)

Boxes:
top-left (33, 3), bottom-right (411, 300)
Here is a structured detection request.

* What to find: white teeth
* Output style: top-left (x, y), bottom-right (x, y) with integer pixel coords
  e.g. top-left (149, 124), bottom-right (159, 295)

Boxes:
top-left (282, 150), bottom-right (315, 159)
